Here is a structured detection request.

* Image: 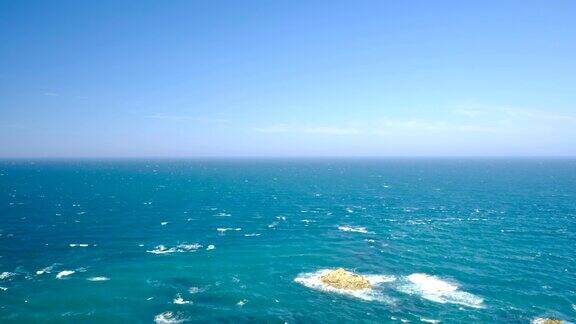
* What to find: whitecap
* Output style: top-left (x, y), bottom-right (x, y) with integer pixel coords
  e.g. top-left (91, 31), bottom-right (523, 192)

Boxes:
top-left (338, 225), bottom-right (370, 234)
top-left (154, 311), bottom-right (186, 324)
top-left (56, 270), bottom-right (75, 279)
top-left (0, 286), bottom-right (7, 291)
top-left (36, 266), bottom-right (54, 275)
top-left (147, 243), bottom-right (202, 254)
top-left (421, 318), bottom-right (440, 323)
top-left (147, 245), bottom-right (174, 254)
top-left (87, 276), bottom-right (110, 281)
top-left (173, 294), bottom-right (192, 305)
top-left (69, 243), bottom-right (89, 248)
top-left (398, 273), bottom-right (484, 308)
top-left (216, 227), bottom-right (241, 234)
top-left (294, 269), bottom-right (396, 303)
top-left (177, 243), bottom-right (202, 251)
top-left (244, 233), bottom-right (261, 237)
top-left (206, 244), bottom-right (215, 251)
top-left (268, 221), bottom-right (279, 228)
top-left (214, 212), bottom-right (231, 217)
top-left (188, 287), bottom-right (202, 294)
top-left (237, 299), bottom-right (248, 306)
top-left (161, 222), bottom-right (169, 226)
top-left (0, 272), bottom-right (15, 280)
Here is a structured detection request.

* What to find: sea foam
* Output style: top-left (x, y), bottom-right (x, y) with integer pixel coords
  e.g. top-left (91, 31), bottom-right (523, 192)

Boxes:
top-left (532, 318), bottom-right (570, 324)
top-left (216, 228), bottom-right (241, 234)
top-left (237, 299), bottom-right (248, 306)
top-left (173, 294), bottom-right (192, 304)
top-left (338, 225), bottom-right (370, 234)
top-left (0, 272), bottom-right (15, 280)
top-left (56, 270), bottom-right (75, 279)
top-left (399, 273), bottom-right (484, 308)
top-left (69, 243), bottom-right (90, 247)
top-left (154, 311), bottom-right (186, 324)
top-left (36, 265), bottom-right (54, 275)
top-left (147, 243), bottom-right (202, 254)
top-left (294, 269), bottom-right (396, 303)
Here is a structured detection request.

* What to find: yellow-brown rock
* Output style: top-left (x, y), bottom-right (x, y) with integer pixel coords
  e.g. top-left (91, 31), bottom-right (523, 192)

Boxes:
top-left (320, 268), bottom-right (371, 290)
top-left (541, 320), bottom-right (563, 324)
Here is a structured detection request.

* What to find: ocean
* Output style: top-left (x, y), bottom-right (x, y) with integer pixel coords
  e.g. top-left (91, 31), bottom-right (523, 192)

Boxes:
top-left (0, 159), bottom-right (575, 323)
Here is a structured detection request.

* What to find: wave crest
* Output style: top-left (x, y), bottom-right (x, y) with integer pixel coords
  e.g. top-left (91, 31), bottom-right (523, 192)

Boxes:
top-left (399, 273), bottom-right (484, 308)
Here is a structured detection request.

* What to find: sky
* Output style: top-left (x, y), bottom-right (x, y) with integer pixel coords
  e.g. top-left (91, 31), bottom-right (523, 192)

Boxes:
top-left (1, 0), bottom-right (575, 157)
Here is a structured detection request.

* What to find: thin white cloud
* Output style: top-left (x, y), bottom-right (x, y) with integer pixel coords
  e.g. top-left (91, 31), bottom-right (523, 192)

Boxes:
top-left (252, 106), bottom-right (576, 139)
top-left (372, 119), bottom-right (504, 134)
top-left (146, 114), bottom-right (230, 124)
top-left (303, 127), bottom-right (359, 135)
top-left (452, 108), bottom-right (488, 118)
top-left (453, 105), bottom-right (576, 124)
top-left (503, 108), bottom-right (576, 123)
top-left (254, 125), bottom-right (359, 135)
top-left (254, 126), bottom-right (289, 133)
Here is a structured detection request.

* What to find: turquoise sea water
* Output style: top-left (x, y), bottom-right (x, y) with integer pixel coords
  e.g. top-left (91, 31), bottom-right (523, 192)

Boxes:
top-left (0, 159), bottom-right (575, 323)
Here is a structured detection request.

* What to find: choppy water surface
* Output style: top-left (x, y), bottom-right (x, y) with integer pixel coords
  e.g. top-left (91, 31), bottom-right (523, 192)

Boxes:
top-left (0, 159), bottom-right (575, 323)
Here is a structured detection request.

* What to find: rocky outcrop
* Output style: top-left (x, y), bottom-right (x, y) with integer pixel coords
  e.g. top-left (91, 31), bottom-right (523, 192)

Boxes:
top-left (320, 268), bottom-right (371, 290)
top-left (541, 320), bottom-right (563, 324)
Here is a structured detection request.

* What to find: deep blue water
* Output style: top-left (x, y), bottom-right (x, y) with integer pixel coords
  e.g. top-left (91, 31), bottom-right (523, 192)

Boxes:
top-left (0, 159), bottom-right (575, 323)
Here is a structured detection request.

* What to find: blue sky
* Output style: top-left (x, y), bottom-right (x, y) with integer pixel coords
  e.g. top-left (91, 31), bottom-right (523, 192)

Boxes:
top-left (1, 0), bottom-right (575, 157)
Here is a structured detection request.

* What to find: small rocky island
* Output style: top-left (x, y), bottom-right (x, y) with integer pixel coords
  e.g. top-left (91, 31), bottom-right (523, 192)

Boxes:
top-left (320, 268), bottom-right (371, 290)
top-left (540, 320), bottom-right (564, 324)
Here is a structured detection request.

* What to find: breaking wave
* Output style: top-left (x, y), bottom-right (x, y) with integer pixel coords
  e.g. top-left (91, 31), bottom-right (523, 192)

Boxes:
top-left (154, 311), bottom-right (187, 324)
top-left (56, 270), bottom-right (75, 279)
top-left (295, 269), bottom-right (484, 309)
top-left (173, 294), bottom-right (192, 304)
top-left (398, 273), bottom-right (484, 308)
top-left (338, 225), bottom-right (370, 234)
top-left (0, 272), bottom-right (15, 280)
top-left (147, 243), bottom-right (202, 254)
top-left (216, 228), bottom-right (241, 234)
top-left (69, 243), bottom-right (90, 247)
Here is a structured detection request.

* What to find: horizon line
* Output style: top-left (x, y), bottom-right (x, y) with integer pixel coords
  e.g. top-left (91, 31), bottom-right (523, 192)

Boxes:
top-left (1, 155), bottom-right (576, 160)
